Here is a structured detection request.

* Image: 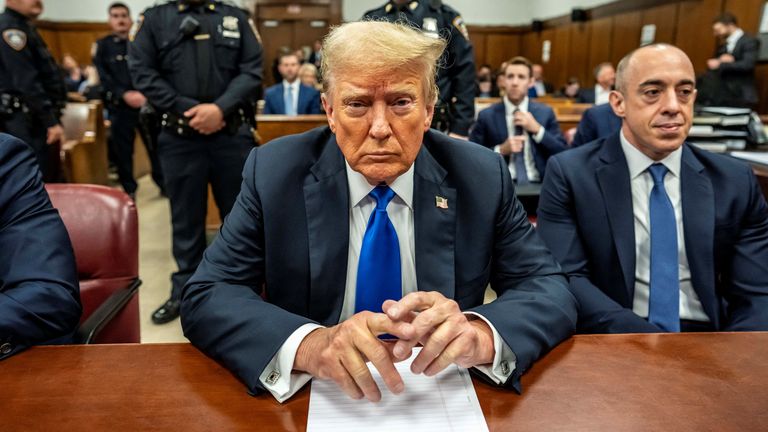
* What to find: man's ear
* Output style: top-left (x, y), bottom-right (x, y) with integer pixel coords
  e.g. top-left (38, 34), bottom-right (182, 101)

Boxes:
top-left (321, 93), bottom-right (335, 133)
top-left (609, 90), bottom-right (626, 118)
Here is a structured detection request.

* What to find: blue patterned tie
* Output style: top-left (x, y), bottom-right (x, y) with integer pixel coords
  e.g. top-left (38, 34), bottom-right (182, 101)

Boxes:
top-left (284, 85), bottom-right (296, 116)
top-left (355, 185), bottom-right (402, 313)
top-left (647, 164), bottom-right (680, 332)
top-left (512, 109), bottom-right (529, 185)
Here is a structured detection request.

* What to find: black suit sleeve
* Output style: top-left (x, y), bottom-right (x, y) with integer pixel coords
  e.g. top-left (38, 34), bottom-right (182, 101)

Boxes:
top-left (0, 135), bottom-right (81, 360)
top-left (537, 156), bottom-right (662, 334)
top-left (180, 148), bottom-right (315, 395)
top-left (719, 37), bottom-right (759, 73)
top-left (723, 166), bottom-right (768, 330)
top-left (469, 154), bottom-right (577, 390)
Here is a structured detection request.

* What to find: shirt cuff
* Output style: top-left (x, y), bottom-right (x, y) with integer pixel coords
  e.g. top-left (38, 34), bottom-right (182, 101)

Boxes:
top-left (531, 126), bottom-right (546, 143)
top-left (259, 323), bottom-right (324, 403)
top-left (493, 144), bottom-right (502, 154)
top-left (464, 311), bottom-right (516, 385)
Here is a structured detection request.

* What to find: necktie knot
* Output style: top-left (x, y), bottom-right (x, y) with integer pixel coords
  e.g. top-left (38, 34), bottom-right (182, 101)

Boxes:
top-left (648, 163), bottom-right (668, 186)
top-left (369, 185), bottom-right (395, 210)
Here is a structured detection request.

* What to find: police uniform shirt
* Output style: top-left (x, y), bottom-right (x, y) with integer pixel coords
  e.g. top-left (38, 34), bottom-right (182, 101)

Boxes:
top-left (93, 34), bottom-right (134, 106)
top-left (0, 7), bottom-right (66, 128)
top-left (364, 0), bottom-right (476, 136)
top-left (128, 0), bottom-right (263, 117)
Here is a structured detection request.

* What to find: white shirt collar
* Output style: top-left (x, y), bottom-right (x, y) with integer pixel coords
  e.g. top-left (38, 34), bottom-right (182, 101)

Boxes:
top-left (503, 95), bottom-right (529, 114)
top-left (727, 28), bottom-right (744, 48)
top-left (620, 129), bottom-right (682, 180)
top-left (345, 160), bottom-right (414, 210)
top-left (282, 79), bottom-right (299, 90)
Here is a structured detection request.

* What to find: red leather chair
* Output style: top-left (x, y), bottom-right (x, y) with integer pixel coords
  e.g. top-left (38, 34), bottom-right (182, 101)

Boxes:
top-left (45, 184), bottom-right (141, 344)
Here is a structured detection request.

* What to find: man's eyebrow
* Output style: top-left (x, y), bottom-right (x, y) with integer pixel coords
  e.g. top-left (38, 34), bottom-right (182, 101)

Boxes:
top-left (638, 79), bottom-right (695, 87)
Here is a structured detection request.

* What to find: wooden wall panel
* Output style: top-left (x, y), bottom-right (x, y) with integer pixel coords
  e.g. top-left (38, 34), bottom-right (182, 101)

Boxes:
top-left (568, 22), bottom-right (592, 89)
top-left (640, 3), bottom-right (679, 44)
top-left (520, 31), bottom-right (542, 65)
top-left (468, 31), bottom-right (487, 67)
top-left (57, 31), bottom-right (106, 65)
top-left (724, 0), bottom-right (765, 31)
top-left (485, 34), bottom-right (521, 71)
top-left (675, 0), bottom-right (724, 75)
top-left (587, 16), bottom-right (614, 87)
top-left (610, 11), bottom-right (642, 66)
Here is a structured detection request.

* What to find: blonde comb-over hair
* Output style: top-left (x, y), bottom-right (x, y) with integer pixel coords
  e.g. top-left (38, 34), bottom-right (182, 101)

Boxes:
top-left (320, 20), bottom-right (447, 105)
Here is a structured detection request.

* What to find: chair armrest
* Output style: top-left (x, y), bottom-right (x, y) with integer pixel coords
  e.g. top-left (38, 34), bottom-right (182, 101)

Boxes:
top-left (75, 278), bottom-right (142, 344)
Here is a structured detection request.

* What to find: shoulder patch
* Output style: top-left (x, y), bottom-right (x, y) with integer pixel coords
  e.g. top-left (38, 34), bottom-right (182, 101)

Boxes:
top-left (2, 29), bottom-right (27, 51)
top-left (452, 15), bottom-right (469, 40)
top-left (129, 14), bottom-right (144, 42)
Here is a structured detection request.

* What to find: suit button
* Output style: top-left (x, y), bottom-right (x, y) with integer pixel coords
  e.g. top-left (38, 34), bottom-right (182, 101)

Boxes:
top-left (0, 343), bottom-right (12, 355)
top-left (500, 360), bottom-right (510, 376)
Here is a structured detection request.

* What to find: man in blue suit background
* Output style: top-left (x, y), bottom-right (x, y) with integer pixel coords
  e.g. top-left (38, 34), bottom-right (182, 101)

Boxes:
top-left (469, 56), bottom-right (567, 184)
top-left (0, 134), bottom-right (81, 360)
top-left (571, 103), bottom-right (622, 147)
top-left (262, 52), bottom-right (321, 115)
top-left (537, 44), bottom-right (768, 334)
top-left (182, 21), bottom-right (576, 403)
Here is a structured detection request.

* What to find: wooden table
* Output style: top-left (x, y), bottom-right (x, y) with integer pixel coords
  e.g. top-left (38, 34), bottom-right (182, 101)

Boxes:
top-left (3, 333), bottom-right (766, 431)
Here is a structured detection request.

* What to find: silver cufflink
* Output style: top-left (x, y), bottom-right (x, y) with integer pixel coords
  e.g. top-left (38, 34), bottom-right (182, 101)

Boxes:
top-left (266, 370), bottom-right (281, 385)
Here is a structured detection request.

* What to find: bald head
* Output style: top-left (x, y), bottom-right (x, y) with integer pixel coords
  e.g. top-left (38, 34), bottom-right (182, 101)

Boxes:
top-left (615, 44), bottom-right (694, 94)
top-left (610, 44), bottom-right (697, 161)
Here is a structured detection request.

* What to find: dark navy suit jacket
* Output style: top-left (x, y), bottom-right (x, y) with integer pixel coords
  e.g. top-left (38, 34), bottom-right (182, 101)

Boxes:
top-left (576, 88), bottom-right (595, 104)
top-left (262, 82), bottom-right (321, 115)
top-left (0, 134), bottom-right (81, 360)
top-left (469, 101), bottom-right (567, 180)
top-left (571, 103), bottom-right (622, 147)
top-left (537, 132), bottom-right (768, 333)
top-left (181, 127), bottom-right (577, 395)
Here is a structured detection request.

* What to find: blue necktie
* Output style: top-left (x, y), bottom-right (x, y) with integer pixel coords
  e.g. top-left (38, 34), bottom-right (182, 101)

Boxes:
top-left (284, 85), bottom-right (296, 116)
top-left (647, 164), bottom-right (680, 332)
top-left (355, 185), bottom-right (402, 313)
top-left (512, 109), bottom-right (529, 185)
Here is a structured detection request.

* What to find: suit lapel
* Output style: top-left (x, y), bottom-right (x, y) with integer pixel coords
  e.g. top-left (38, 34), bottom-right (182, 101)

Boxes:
top-left (680, 145), bottom-right (718, 326)
top-left (493, 103), bottom-right (508, 145)
top-left (414, 132), bottom-right (456, 299)
top-left (303, 134), bottom-right (349, 325)
top-left (596, 133), bottom-right (636, 304)
top-left (276, 83), bottom-right (286, 114)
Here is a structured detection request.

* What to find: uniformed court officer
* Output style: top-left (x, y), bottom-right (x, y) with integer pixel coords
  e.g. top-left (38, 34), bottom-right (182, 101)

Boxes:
top-left (0, 0), bottom-right (66, 180)
top-left (364, 0), bottom-right (476, 139)
top-left (129, 0), bottom-right (262, 324)
top-left (94, 2), bottom-right (165, 199)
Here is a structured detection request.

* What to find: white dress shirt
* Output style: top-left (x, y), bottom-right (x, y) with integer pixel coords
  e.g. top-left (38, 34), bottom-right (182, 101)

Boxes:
top-left (594, 84), bottom-right (611, 105)
top-left (494, 96), bottom-right (545, 182)
top-left (533, 80), bottom-right (547, 96)
top-left (726, 28), bottom-right (744, 54)
top-left (259, 161), bottom-right (516, 402)
top-left (282, 79), bottom-right (300, 115)
top-left (619, 132), bottom-right (709, 322)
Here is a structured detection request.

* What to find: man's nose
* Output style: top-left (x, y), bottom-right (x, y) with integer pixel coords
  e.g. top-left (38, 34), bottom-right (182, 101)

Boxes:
top-left (369, 102), bottom-right (392, 140)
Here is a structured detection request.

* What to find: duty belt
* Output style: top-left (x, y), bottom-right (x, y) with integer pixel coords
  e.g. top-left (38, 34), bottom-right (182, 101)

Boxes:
top-left (160, 108), bottom-right (252, 137)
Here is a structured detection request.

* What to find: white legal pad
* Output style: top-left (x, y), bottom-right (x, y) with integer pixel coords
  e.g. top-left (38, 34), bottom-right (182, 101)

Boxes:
top-left (307, 349), bottom-right (489, 432)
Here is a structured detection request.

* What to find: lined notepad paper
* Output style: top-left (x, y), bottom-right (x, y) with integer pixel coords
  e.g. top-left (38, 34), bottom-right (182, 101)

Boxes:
top-left (307, 349), bottom-right (489, 432)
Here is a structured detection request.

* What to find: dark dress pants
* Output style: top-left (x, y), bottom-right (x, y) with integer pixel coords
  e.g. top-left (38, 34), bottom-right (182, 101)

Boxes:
top-left (157, 125), bottom-right (254, 300)
top-left (109, 105), bottom-right (140, 194)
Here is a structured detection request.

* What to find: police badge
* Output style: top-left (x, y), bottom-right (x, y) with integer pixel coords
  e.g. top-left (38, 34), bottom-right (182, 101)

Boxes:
top-left (222, 16), bottom-right (240, 39)
top-left (422, 17), bottom-right (439, 39)
top-left (2, 29), bottom-right (27, 51)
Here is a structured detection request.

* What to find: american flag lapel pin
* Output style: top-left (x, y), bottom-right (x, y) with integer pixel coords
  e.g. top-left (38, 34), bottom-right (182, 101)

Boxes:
top-left (435, 196), bottom-right (448, 209)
